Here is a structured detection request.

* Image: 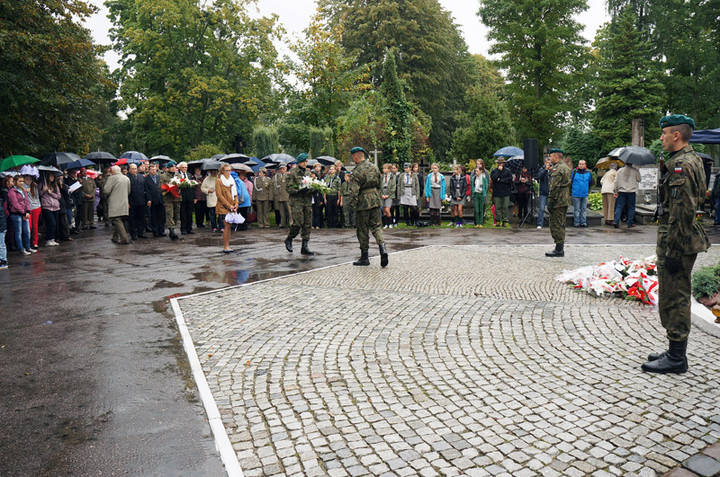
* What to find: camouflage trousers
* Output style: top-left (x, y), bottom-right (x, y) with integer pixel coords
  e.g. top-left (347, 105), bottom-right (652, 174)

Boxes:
top-left (549, 206), bottom-right (567, 245)
top-left (355, 207), bottom-right (384, 251)
top-left (657, 249), bottom-right (698, 342)
top-left (287, 202), bottom-right (311, 241)
top-left (164, 200), bottom-right (180, 229)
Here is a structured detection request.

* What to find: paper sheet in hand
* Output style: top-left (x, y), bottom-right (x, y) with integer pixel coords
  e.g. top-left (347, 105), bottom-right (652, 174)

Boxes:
top-left (68, 182), bottom-right (82, 193)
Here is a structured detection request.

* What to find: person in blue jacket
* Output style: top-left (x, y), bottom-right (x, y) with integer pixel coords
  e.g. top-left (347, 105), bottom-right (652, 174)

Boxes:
top-left (570, 159), bottom-right (592, 227)
top-left (231, 170), bottom-right (251, 230)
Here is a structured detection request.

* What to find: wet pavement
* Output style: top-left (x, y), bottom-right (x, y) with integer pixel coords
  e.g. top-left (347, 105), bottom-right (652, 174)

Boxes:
top-left (2, 221), bottom-right (720, 476)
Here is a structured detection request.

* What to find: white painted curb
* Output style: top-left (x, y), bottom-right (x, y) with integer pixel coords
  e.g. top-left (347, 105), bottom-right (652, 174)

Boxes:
top-left (170, 298), bottom-right (244, 477)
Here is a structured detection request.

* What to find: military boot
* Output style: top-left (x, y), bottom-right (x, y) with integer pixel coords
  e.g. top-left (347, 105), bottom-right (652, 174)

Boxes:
top-left (641, 340), bottom-right (688, 374)
top-left (646, 350), bottom-right (667, 361)
top-left (545, 243), bottom-right (564, 257)
top-left (353, 250), bottom-right (370, 266)
top-left (379, 243), bottom-right (389, 268)
top-left (285, 237), bottom-right (293, 253)
top-left (301, 239), bottom-right (315, 256)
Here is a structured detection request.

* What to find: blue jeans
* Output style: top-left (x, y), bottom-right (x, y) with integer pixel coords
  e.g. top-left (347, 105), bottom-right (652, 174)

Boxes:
top-left (614, 192), bottom-right (636, 226)
top-left (42, 209), bottom-right (58, 241)
top-left (10, 214), bottom-right (30, 252)
top-left (537, 195), bottom-right (548, 227)
top-left (0, 231), bottom-right (6, 262)
top-left (572, 196), bottom-right (588, 226)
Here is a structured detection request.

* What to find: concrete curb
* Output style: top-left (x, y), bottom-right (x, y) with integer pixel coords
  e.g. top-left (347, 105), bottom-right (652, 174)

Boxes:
top-left (691, 297), bottom-right (720, 338)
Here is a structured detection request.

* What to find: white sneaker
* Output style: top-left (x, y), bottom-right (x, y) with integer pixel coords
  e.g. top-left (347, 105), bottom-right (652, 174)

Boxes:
top-left (21, 250), bottom-right (31, 255)
top-left (537, 226), bottom-right (542, 229)
top-left (51, 240), bottom-right (59, 246)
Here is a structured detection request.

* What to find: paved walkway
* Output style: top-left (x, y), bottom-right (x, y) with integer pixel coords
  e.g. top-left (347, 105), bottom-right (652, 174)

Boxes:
top-left (176, 244), bottom-right (720, 477)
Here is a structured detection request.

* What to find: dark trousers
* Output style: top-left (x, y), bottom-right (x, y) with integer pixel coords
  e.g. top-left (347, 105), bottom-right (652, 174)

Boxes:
top-left (403, 205), bottom-right (419, 225)
top-left (42, 209), bottom-right (58, 242)
top-left (312, 202), bottom-right (324, 228)
top-left (614, 192), bottom-right (636, 226)
top-left (517, 192), bottom-right (530, 221)
top-left (194, 200), bottom-right (207, 227)
top-left (326, 195), bottom-right (339, 228)
top-left (391, 204), bottom-right (400, 224)
top-left (149, 203), bottom-right (166, 235)
top-left (180, 201), bottom-right (193, 233)
top-left (58, 210), bottom-right (71, 240)
top-left (129, 204), bottom-right (146, 238)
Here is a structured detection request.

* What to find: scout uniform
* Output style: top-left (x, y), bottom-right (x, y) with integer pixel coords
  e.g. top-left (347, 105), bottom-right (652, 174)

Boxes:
top-left (347, 147), bottom-right (387, 267)
top-left (284, 153), bottom-right (314, 255)
top-left (643, 114), bottom-right (710, 374)
top-left (253, 170), bottom-right (273, 228)
top-left (273, 169), bottom-right (291, 227)
top-left (545, 148), bottom-right (571, 257)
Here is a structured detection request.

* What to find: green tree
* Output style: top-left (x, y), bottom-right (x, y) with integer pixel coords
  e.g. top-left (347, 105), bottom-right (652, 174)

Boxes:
top-left (291, 11), bottom-right (369, 129)
top-left (381, 49), bottom-right (412, 164)
top-left (560, 126), bottom-right (604, 167)
top-left (450, 56), bottom-right (515, 161)
top-left (253, 126), bottom-right (279, 159)
top-left (478, 0), bottom-right (589, 147)
top-left (590, 7), bottom-right (665, 152)
top-left (0, 0), bottom-right (115, 156)
top-left (277, 123), bottom-right (310, 157)
top-left (184, 143), bottom-right (224, 162)
top-left (320, 0), bottom-right (474, 159)
top-left (107, 0), bottom-right (283, 158)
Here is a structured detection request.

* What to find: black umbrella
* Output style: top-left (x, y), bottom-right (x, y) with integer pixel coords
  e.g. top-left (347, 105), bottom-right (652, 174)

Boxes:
top-left (84, 151), bottom-right (116, 162)
top-left (150, 155), bottom-right (173, 163)
top-left (41, 151), bottom-right (82, 167)
top-left (505, 156), bottom-right (525, 175)
top-left (202, 160), bottom-right (224, 171)
top-left (62, 158), bottom-right (97, 170)
top-left (210, 154), bottom-right (227, 161)
top-left (262, 153), bottom-right (295, 164)
top-left (617, 146), bottom-right (655, 166)
top-left (187, 159), bottom-right (208, 168)
top-left (37, 165), bottom-right (61, 173)
top-left (697, 152), bottom-right (714, 163)
top-left (316, 156), bottom-right (337, 166)
top-left (220, 153), bottom-right (251, 164)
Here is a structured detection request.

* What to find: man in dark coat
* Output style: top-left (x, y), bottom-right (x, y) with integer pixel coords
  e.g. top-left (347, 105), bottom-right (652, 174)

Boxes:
top-left (127, 164), bottom-right (148, 240)
top-left (144, 163), bottom-right (166, 237)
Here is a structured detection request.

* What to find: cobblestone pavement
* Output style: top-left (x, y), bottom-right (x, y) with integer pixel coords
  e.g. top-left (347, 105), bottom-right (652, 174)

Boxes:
top-left (177, 244), bottom-right (720, 477)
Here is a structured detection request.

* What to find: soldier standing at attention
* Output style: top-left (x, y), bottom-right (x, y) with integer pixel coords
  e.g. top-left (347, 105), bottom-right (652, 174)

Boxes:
top-left (347, 146), bottom-right (388, 267)
top-left (545, 148), bottom-right (571, 257)
top-left (273, 165), bottom-right (291, 228)
top-left (253, 167), bottom-right (273, 228)
top-left (284, 153), bottom-right (314, 255)
top-left (160, 161), bottom-right (181, 240)
top-left (642, 114), bottom-right (709, 374)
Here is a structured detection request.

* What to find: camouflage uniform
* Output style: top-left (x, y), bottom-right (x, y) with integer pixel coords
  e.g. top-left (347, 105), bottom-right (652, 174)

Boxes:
top-left (285, 166), bottom-right (312, 240)
top-left (340, 179), bottom-right (355, 227)
top-left (347, 159), bottom-right (384, 251)
top-left (81, 176), bottom-right (97, 228)
top-left (548, 161), bottom-right (571, 245)
top-left (657, 145), bottom-right (710, 341)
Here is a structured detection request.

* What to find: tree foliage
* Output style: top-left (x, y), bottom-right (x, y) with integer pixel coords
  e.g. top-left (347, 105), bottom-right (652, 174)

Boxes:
top-left (0, 0), bottom-right (115, 157)
top-left (253, 126), bottom-right (279, 159)
top-left (590, 6), bottom-right (665, 152)
top-left (107, 0), bottom-right (283, 158)
top-left (291, 11), bottom-right (369, 129)
top-left (319, 0), bottom-right (474, 159)
top-left (381, 49), bottom-right (412, 164)
top-left (450, 55), bottom-right (514, 162)
top-left (560, 126), bottom-right (604, 167)
top-left (479, 0), bottom-right (589, 148)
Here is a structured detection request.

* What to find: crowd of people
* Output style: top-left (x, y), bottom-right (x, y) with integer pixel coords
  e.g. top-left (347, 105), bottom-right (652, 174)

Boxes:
top-left (0, 151), bottom-right (653, 269)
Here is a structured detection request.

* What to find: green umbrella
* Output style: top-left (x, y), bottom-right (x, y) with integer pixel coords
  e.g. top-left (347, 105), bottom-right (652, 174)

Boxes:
top-left (1, 155), bottom-right (40, 172)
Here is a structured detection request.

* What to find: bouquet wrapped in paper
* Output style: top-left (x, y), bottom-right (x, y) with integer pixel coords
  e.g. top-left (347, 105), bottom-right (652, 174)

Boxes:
top-left (224, 212), bottom-right (245, 224)
top-left (171, 176), bottom-right (199, 190)
top-left (300, 176), bottom-right (332, 194)
top-left (556, 255), bottom-right (658, 305)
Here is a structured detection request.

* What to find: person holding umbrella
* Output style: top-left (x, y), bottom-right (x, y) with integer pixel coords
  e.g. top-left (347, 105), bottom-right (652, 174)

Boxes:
top-left (490, 158), bottom-right (513, 227)
top-left (545, 148), bottom-right (571, 257)
top-left (642, 115), bottom-right (709, 374)
top-left (613, 162), bottom-right (641, 229)
top-left (39, 172), bottom-right (62, 246)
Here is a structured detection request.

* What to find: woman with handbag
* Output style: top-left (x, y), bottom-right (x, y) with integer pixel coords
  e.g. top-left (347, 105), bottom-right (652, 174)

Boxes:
top-left (215, 164), bottom-right (239, 253)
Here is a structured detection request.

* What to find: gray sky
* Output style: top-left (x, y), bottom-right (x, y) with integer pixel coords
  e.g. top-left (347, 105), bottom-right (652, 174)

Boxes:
top-left (86, 0), bottom-right (609, 71)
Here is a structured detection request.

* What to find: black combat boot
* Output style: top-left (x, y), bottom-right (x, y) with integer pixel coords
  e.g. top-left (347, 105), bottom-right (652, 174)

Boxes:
top-left (545, 243), bottom-right (564, 257)
top-left (379, 243), bottom-right (389, 268)
top-left (169, 228), bottom-right (179, 241)
top-left (285, 237), bottom-right (293, 253)
top-left (301, 239), bottom-right (315, 255)
top-left (641, 340), bottom-right (688, 374)
top-left (353, 250), bottom-right (370, 266)
top-left (646, 349), bottom-right (667, 361)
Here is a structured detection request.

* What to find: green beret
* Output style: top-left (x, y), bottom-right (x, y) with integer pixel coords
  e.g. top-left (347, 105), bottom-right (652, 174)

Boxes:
top-left (659, 114), bottom-right (695, 129)
top-left (548, 148), bottom-right (564, 155)
top-left (296, 152), bottom-right (309, 162)
top-left (350, 146), bottom-right (367, 156)
top-left (166, 160), bottom-right (177, 167)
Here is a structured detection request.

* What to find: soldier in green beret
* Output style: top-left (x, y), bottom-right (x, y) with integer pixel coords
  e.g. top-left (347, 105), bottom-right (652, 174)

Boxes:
top-left (545, 148), bottom-right (571, 257)
top-left (346, 147), bottom-right (388, 267)
top-left (284, 153), bottom-right (315, 255)
top-left (642, 114), bottom-right (710, 374)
